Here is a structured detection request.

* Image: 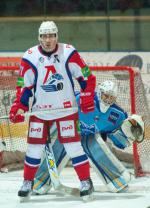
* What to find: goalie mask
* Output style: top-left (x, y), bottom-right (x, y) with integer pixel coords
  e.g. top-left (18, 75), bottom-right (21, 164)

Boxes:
top-left (97, 81), bottom-right (118, 113)
top-left (38, 21), bottom-right (58, 52)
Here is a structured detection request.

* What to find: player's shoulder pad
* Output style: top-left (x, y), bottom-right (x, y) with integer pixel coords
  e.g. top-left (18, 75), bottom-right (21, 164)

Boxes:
top-left (111, 103), bottom-right (128, 118)
top-left (60, 43), bottom-right (76, 54)
top-left (23, 45), bottom-right (38, 60)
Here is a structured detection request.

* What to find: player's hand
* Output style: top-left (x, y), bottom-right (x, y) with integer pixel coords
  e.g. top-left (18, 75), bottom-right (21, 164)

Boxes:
top-left (122, 114), bottom-right (145, 143)
top-left (128, 115), bottom-right (145, 143)
top-left (9, 102), bottom-right (28, 123)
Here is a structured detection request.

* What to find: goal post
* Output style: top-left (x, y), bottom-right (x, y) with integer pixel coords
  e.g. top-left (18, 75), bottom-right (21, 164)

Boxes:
top-left (0, 65), bottom-right (150, 177)
top-left (90, 66), bottom-right (150, 177)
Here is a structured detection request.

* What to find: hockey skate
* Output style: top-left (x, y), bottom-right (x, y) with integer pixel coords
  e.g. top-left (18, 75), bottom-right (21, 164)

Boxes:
top-left (80, 178), bottom-right (94, 202)
top-left (18, 180), bottom-right (33, 202)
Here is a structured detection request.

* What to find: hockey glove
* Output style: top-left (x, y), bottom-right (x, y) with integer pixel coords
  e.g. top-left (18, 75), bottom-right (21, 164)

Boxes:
top-left (10, 86), bottom-right (33, 123)
top-left (121, 114), bottom-right (145, 143)
top-left (9, 101), bottom-right (28, 123)
top-left (80, 74), bottom-right (96, 113)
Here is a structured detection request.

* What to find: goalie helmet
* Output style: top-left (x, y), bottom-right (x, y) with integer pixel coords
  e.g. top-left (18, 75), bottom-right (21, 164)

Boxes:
top-left (38, 21), bottom-right (58, 52)
top-left (97, 81), bottom-right (118, 113)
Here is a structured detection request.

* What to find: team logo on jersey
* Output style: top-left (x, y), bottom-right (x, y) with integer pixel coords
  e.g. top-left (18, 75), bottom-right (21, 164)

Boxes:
top-left (108, 112), bottom-right (119, 124)
top-left (39, 57), bottom-right (44, 63)
top-left (80, 121), bottom-right (98, 135)
top-left (41, 73), bottom-right (64, 92)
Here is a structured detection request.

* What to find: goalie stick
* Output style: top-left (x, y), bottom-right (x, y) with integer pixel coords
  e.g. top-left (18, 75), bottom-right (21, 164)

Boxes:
top-left (45, 125), bottom-right (80, 196)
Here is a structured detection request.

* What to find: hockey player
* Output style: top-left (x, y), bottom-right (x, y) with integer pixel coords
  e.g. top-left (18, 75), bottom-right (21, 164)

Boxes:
top-left (9, 21), bottom-right (96, 200)
top-left (33, 80), bottom-right (145, 194)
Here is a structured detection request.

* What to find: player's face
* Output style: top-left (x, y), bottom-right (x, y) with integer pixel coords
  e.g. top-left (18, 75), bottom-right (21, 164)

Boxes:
top-left (101, 92), bottom-right (116, 106)
top-left (40, 34), bottom-right (57, 52)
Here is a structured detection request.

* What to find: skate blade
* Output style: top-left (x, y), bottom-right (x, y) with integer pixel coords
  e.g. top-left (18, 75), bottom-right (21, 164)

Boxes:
top-left (82, 194), bottom-right (94, 202)
top-left (19, 195), bottom-right (31, 203)
top-left (56, 184), bottom-right (80, 197)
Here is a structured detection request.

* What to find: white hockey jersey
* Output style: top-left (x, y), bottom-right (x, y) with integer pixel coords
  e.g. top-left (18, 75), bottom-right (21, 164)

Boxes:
top-left (19, 43), bottom-right (86, 120)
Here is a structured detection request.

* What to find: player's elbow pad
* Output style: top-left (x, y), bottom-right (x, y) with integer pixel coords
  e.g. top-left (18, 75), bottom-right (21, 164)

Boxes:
top-left (20, 87), bottom-right (33, 107)
top-left (77, 76), bottom-right (87, 90)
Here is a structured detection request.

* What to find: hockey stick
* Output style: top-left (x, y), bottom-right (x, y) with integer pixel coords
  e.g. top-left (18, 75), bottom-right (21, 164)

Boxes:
top-left (45, 127), bottom-right (80, 196)
top-left (45, 135), bottom-right (60, 189)
top-left (45, 125), bottom-right (80, 196)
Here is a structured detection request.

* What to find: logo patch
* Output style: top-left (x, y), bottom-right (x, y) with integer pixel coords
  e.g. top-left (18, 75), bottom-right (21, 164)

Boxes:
top-left (108, 111), bottom-right (119, 124)
top-left (28, 49), bottom-right (32, 54)
top-left (41, 73), bottom-right (64, 92)
top-left (39, 57), bottom-right (44, 63)
top-left (63, 101), bottom-right (72, 108)
top-left (60, 121), bottom-right (75, 137)
top-left (29, 122), bottom-right (43, 138)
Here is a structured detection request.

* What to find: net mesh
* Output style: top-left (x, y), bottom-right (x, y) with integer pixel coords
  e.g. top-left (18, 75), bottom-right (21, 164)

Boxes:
top-left (0, 66), bottom-right (150, 176)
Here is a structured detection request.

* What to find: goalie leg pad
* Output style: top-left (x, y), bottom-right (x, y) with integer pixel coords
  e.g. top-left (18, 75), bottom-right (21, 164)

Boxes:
top-left (81, 134), bottom-right (128, 192)
top-left (33, 139), bottom-right (69, 194)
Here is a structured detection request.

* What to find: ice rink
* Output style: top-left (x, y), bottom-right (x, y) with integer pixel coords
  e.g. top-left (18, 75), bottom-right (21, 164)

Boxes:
top-left (1, 167), bottom-right (150, 208)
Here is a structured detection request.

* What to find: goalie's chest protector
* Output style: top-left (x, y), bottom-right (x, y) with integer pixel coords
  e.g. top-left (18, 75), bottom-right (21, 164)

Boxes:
top-left (78, 97), bottom-right (126, 135)
top-left (23, 44), bottom-right (78, 120)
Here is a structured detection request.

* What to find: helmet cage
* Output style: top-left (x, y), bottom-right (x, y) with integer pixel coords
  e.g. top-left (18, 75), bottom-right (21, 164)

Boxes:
top-left (38, 21), bottom-right (58, 52)
top-left (98, 81), bottom-right (118, 112)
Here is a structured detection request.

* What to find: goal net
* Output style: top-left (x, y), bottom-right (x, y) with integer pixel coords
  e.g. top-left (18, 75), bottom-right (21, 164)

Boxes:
top-left (0, 65), bottom-right (150, 177)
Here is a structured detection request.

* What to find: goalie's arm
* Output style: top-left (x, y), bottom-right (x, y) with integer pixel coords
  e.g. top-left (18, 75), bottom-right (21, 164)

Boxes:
top-left (108, 114), bottom-right (145, 149)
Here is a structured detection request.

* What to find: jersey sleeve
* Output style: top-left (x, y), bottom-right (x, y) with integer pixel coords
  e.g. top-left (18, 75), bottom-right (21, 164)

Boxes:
top-left (15, 56), bottom-right (35, 106)
top-left (67, 48), bottom-right (93, 90)
top-left (68, 50), bottom-right (91, 78)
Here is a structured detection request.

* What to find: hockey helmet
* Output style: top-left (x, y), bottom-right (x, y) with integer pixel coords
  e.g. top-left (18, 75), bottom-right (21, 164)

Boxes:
top-left (97, 81), bottom-right (118, 113)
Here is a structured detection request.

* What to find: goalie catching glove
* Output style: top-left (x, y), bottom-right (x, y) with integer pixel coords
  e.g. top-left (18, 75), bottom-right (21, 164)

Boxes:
top-left (121, 114), bottom-right (145, 143)
top-left (108, 114), bottom-right (145, 149)
top-left (80, 74), bottom-right (96, 113)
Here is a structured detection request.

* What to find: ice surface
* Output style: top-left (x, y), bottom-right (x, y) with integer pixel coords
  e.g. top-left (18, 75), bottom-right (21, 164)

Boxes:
top-left (0, 167), bottom-right (150, 208)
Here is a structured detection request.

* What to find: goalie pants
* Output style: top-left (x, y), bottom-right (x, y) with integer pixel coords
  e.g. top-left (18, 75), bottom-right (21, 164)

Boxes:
top-left (24, 113), bottom-right (90, 181)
